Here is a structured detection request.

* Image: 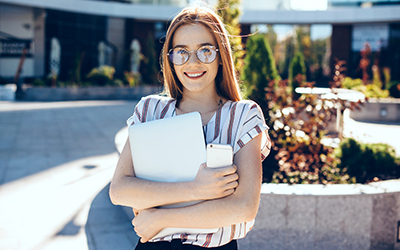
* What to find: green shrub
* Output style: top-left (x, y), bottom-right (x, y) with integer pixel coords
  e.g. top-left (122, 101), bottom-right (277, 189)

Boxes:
top-left (113, 79), bottom-right (124, 87)
top-left (32, 78), bottom-right (45, 87)
top-left (342, 77), bottom-right (389, 98)
top-left (124, 71), bottom-right (141, 87)
top-left (342, 77), bottom-right (363, 89)
top-left (79, 82), bottom-right (93, 87)
top-left (86, 65), bottom-right (115, 86)
top-left (334, 138), bottom-right (400, 183)
top-left (358, 84), bottom-right (389, 98)
top-left (387, 81), bottom-right (400, 98)
top-left (262, 61), bottom-right (368, 184)
top-left (264, 79), bottom-right (353, 184)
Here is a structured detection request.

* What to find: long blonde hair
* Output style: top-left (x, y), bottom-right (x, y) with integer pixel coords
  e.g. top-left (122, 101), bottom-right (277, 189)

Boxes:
top-left (161, 4), bottom-right (242, 102)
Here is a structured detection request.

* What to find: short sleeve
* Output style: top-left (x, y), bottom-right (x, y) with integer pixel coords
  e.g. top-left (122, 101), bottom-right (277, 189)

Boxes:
top-left (126, 95), bottom-right (176, 126)
top-left (234, 101), bottom-right (271, 161)
top-left (126, 97), bottom-right (148, 126)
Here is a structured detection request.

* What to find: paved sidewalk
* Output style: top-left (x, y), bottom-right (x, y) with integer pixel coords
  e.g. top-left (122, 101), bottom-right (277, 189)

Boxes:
top-left (0, 100), bottom-right (139, 250)
top-left (0, 100), bottom-right (399, 250)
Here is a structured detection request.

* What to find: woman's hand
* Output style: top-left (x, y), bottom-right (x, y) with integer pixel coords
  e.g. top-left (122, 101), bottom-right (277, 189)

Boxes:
top-left (191, 163), bottom-right (238, 201)
top-left (132, 208), bottom-right (164, 243)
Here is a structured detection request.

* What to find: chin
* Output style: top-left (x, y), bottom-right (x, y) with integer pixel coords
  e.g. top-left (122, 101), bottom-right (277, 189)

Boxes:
top-left (183, 83), bottom-right (214, 94)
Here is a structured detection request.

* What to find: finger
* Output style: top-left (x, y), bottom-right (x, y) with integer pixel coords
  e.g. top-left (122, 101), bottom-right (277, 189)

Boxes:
top-left (222, 188), bottom-right (235, 197)
top-left (221, 173), bottom-right (238, 185)
top-left (224, 173), bottom-right (238, 182)
top-left (220, 165), bottom-right (237, 176)
top-left (225, 180), bottom-right (238, 190)
top-left (140, 237), bottom-right (148, 243)
top-left (226, 165), bottom-right (237, 175)
top-left (232, 164), bottom-right (237, 172)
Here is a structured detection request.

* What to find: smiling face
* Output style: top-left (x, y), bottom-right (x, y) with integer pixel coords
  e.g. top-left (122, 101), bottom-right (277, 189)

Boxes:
top-left (171, 23), bottom-right (220, 96)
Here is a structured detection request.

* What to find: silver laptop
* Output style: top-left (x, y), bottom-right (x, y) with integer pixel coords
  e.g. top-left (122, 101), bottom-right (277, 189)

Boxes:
top-left (128, 111), bottom-right (219, 239)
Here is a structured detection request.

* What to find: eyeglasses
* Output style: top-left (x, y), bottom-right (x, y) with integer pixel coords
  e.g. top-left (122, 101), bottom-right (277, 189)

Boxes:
top-left (167, 45), bottom-right (219, 65)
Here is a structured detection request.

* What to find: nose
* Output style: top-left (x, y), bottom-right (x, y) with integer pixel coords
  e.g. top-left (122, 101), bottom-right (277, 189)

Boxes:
top-left (187, 51), bottom-right (200, 65)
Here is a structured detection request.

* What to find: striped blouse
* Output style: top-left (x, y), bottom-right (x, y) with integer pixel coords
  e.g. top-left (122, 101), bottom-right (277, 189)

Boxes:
top-left (126, 95), bottom-right (271, 248)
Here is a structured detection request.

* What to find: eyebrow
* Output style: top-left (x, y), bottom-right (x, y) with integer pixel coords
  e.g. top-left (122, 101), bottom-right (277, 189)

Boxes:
top-left (172, 42), bottom-right (215, 49)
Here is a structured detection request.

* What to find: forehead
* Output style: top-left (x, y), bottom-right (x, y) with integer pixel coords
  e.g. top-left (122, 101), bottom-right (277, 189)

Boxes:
top-left (172, 23), bottom-right (217, 47)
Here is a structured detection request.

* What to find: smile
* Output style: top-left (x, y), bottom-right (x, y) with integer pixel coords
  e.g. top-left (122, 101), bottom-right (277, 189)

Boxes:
top-left (185, 71), bottom-right (206, 79)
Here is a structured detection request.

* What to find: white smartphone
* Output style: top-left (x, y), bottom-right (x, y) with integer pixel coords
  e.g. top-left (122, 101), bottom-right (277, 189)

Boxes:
top-left (206, 144), bottom-right (233, 168)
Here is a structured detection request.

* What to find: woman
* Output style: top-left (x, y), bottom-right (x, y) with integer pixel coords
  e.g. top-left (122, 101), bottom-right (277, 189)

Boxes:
top-left (109, 4), bottom-right (271, 249)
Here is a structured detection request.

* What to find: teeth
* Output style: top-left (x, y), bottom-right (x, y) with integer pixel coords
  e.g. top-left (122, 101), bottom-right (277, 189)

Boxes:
top-left (187, 72), bottom-right (204, 77)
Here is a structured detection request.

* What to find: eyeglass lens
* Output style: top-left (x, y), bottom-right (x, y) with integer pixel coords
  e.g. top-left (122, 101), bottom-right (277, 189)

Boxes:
top-left (168, 45), bottom-right (218, 65)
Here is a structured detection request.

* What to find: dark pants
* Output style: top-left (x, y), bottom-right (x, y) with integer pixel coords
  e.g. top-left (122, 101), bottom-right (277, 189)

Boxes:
top-left (135, 239), bottom-right (238, 250)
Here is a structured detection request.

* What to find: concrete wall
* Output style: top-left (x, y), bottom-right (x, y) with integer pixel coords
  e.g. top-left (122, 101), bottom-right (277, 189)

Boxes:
top-left (238, 181), bottom-right (400, 250)
top-left (0, 84), bottom-right (16, 100)
top-left (23, 86), bottom-right (163, 101)
top-left (350, 98), bottom-right (400, 122)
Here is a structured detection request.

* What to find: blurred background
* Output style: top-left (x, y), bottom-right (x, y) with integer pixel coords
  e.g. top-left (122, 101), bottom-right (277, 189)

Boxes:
top-left (0, 0), bottom-right (399, 88)
top-left (1, 0), bottom-right (400, 249)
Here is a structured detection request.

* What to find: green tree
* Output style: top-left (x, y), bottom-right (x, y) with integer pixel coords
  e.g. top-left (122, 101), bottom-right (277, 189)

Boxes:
top-left (281, 35), bottom-right (295, 79)
top-left (289, 50), bottom-right (306, 95)
top-left (265, 25), bottom-right (277, 52)
top-left (217, 0), bottom-right (244, 72)
top-left (242, 34), bottom-right (280, 112)
top-left (295, 26), bottom-right (311, 65)
top-left (309, 38), bottom-right (328, 81)
top-left (241, 33), bottom-right (280, 184)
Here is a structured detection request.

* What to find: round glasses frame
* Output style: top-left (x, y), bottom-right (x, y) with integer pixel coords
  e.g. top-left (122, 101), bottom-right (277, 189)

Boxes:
top-left (167, 45), bottom-right (219, 66)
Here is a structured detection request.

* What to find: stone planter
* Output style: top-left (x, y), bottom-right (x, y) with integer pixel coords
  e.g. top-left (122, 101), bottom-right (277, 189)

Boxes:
top-left (238, 181), bottom-right (400, 250)
top-left (23, 85), bottom-right (163, 102)
top-left (350, 98), bottom-right (400, 122)
top-left (0, 84), bottom-right (16, 101)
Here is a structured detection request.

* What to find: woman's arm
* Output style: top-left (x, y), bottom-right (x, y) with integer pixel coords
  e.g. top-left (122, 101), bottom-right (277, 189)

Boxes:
top-left (109, 139), bottom-right (239, 210)
top-left (132, 134), bottom-right (263, 242)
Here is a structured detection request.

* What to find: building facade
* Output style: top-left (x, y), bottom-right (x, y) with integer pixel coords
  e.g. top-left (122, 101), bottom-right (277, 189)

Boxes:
top-left (0, 0), bottom-right (399, 85)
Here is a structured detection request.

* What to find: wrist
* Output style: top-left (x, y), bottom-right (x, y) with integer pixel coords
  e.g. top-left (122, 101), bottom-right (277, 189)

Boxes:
top-left (187, 180), bottom-right (200, 201)
top-left (156, 207), bottom-right (172, 229)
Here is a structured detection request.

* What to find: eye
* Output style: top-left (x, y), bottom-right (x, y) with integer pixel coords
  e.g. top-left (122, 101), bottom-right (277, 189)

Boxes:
top-left (174, 48), bottom-right (188, 55)
top-left (199, 46), bottom-right (212, 54)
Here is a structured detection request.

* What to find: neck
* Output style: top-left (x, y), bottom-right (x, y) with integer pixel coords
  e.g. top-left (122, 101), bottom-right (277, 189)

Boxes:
top-left (178, 87), bottom-right (223, 115)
